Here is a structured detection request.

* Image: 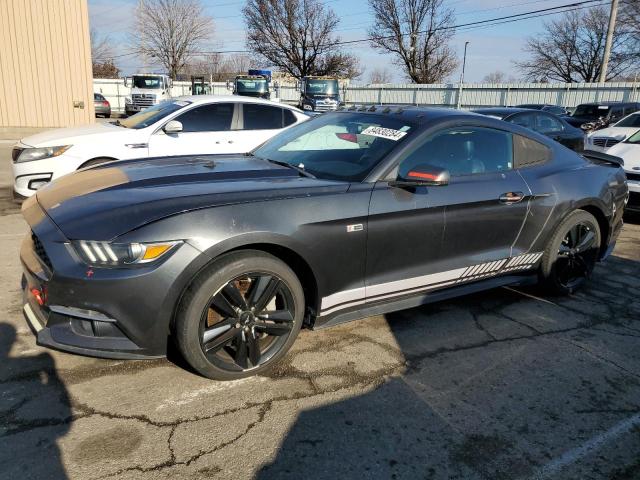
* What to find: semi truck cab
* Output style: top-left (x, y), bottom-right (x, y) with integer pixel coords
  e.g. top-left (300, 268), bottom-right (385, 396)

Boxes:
top-left (124, 74), bottom-right (172, 116)
top-left (298, 76), bottom-right (341, 112)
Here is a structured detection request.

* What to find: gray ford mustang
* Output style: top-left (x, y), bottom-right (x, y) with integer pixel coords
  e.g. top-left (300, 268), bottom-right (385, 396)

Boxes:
top-left (20, 107), bottom-right (628, 380)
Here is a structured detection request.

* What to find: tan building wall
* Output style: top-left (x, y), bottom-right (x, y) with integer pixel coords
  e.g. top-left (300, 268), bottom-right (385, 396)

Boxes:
top-left (0, 0), bottom-right (94, 128)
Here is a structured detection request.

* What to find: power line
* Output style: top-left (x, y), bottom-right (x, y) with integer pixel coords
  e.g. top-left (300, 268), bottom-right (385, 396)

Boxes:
top-left (94, 0), bottom-right (606, 61)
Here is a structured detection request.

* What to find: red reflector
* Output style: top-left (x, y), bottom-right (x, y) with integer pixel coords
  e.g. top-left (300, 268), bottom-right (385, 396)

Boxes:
top-left (30, 288), bottom-right (44, 306)
top-left (102, 101), bottom-right (109, 106)
top-left (407, 171), bottom-right (438, 180)
top-left (336, 133), bottom-right (357, 143)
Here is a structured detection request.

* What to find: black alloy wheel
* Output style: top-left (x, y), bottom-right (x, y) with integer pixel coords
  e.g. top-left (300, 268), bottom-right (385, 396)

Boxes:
top-left (555, 222), bottom-right (598, 290)
top-left (539, 210), bottom-right (601, 295)
top-left (200, 272), bottom-right (296, 372)
top-left (175, 250), bottom-right (304, 380)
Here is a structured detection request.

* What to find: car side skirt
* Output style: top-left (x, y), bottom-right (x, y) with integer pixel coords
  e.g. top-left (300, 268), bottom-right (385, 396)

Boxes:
top-left (313, 272), bottom-right (538, 330)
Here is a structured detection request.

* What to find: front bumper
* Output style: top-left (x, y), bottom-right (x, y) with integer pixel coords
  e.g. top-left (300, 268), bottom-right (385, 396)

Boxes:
top-left (12, 151), bottom-right (82, 198)
top-left (20, 199), bottom-right (210, 359)
top-left (625, 178), bottom-right (640, 212)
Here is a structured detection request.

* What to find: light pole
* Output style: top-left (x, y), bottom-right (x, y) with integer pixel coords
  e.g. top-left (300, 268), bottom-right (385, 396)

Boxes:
top-left (456, 41), bottom-right (470, 110)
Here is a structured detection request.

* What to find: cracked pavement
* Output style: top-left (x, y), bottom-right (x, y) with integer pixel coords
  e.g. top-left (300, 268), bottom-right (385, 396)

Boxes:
top-left (1, 142), bottom-right (640, 479)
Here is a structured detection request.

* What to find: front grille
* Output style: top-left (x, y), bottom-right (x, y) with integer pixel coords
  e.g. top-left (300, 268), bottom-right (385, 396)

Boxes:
top-left (592, 137), bottom-right (621, 148)
top-left (626, 172), bottom-right (640, 182)
top-left (31, 232), bottom-right (53, 271)
top-left (131, 93), bottom-right (156, 108)
top-left (315, 104), bottom-right (338, 112)
top-left (12, 147), bottom-right (24, 162)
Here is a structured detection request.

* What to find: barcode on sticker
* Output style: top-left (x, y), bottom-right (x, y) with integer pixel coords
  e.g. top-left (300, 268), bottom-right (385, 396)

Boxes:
top-left (361, 126), bottom-right (407, 141)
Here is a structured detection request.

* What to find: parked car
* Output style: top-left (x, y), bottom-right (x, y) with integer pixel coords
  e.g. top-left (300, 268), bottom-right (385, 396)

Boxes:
top-left (20, 106), bottom-right (627, 379)
top-left (94, 93), bottom-right (111, 118)
top-left (12, 96), bottom-right (308, 199)
top-left (563, 102), bottom-right (640, 130)
top-left (584, 112), bottom-right (640, 152)
top-left (514, 103), bottom-right (569, 116)
top-left (472, 107), bottom-right (584, 151)
top-left (604, 130), bottom-right (640, 212)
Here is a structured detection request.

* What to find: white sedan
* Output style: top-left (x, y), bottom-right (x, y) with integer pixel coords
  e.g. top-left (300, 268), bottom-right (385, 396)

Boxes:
top-left (12, 95), bottom-right (308, 199)
top-left (584, 112), bottom-right (640, 152)
top-left (608, 129), bottom-right (640, 212)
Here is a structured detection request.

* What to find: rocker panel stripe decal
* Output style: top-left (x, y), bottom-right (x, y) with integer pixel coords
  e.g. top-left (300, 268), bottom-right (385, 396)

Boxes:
top-left (320, 252), bottom-right (544, 315)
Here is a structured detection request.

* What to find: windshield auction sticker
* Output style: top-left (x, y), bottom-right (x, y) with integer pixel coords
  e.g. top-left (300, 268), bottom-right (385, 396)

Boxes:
top-left (361, 126), bottom-right (408, 141)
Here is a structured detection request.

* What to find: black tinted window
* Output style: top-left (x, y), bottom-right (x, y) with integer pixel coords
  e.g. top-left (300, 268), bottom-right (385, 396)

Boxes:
top-left (509, 113), bottom-right (535, 129)
top-left (400, 127), bottom-right (513, 177)
top-left (514, 134), bottom-right (551, 168)
top-left (177, 103), bottom-right (234, 132)
top-left (535, 113), bottom-right (563, 133)
top-left (283, 109), bottom-right (297, 127)
top-left (94, 93), bottom-right (105, 101)
top-left (244, 104), bottom-right (284, 130)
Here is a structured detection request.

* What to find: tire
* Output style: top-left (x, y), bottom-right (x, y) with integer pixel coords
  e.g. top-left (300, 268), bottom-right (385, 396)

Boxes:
top-left (539, 210), bottom-right (601, 295)
top-left (77, 157), bottom-right (115, 170)
top-left (174, 250), bottom-right (305, 380)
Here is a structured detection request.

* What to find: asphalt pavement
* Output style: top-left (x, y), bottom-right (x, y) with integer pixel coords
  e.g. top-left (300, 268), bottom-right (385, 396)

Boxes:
top-left (1, 140), bottom-right (640, 479)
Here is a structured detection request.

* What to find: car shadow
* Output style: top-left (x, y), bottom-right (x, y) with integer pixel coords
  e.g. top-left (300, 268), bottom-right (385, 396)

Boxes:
top-left (0, 323), bottom-right (70, 480)
top-left (257, 254), bottom-right (640, 479)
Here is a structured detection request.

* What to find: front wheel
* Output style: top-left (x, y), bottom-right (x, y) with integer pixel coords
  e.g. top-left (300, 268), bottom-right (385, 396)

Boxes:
top-left (174, 251), bottom-right (304, 380)
top-left (539, 210), bottom-right (601, 295)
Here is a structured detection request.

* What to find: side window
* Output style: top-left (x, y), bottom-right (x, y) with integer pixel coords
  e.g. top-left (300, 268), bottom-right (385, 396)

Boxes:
top-left (283, 109), bottom-right (297, 127)
top-left (176, 103), bottom-right (234, 132)
top-left (513, 134), bottom-right (551, 168)
top-left (535, 113), bottom-right (563, 133)
top-left (398, 127), bottom-right (513, 178)
top-left (509, 113), bottom-right (535, 129)
top-left (243, 104), bottom-right (284, 130)
top-left (609, 107), bottom-right (624, 122)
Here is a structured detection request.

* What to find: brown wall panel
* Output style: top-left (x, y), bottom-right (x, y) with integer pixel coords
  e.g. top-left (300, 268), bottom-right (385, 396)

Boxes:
top-left (0, 0), bottom-right (94, 127)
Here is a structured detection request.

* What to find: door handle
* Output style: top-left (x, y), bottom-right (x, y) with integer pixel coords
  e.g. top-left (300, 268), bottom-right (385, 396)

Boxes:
top-left (499, 192), bottom-right (525, 204)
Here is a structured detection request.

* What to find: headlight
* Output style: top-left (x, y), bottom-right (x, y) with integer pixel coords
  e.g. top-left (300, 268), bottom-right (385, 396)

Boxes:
top-left (72, 240), bottom-right (181, 266)
top-left (16, 145), bottom-right (71, 163)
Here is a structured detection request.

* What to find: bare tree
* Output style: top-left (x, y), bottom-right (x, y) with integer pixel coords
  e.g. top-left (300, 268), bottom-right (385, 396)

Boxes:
top-left (620, 0), bottom-right (640, 66)
top-left (132, 0), bottom-right (213, 79)
top-left (515, 7), bottom-right (635, 82)
top-left (368, 67), bottom-right (392, 84)
top-left (243, 0), bottom-right (360, 78)
top-left (482, 70), bottom-right (517, 83)
top-left (91, 29), bottom-right (120, 78)
top-left (367, 0), bottom-right (458, 83)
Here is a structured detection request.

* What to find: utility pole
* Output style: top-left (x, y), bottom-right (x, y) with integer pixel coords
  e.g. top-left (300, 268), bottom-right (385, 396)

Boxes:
top-left (456, 41), bottom-right (469, 109)
top-left (599, 0), bottom-right (619, 83)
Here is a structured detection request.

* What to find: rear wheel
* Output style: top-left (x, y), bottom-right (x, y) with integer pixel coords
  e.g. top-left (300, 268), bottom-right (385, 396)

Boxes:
top-left (539, 210), bottom-right (601, 295)
top-left (175, 251), bottom-right (304, 380)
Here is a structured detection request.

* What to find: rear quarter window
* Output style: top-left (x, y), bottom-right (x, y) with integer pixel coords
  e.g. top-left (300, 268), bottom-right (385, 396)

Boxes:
top-left (514, 135), bottom-right (551, 168)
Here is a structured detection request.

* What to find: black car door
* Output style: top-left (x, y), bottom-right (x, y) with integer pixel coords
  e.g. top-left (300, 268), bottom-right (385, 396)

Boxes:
top-left (365, 125), bottom-right (530, 303)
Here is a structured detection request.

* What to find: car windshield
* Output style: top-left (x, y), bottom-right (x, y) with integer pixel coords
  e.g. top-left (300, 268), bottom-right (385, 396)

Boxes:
top-left (306, 79), bottom-right (339, 96)
top-left (253, 112), bottom-right (415, 182)
top-left (625, 130), bottom-right (640, 144)
top-left (573, 104), bottom-right (609, 118)
top-left (236, 78), bottom-right (268, 93)
top-left (615, 114), bottom-right (640, 128)
top-left (132, 76), bottom-right (163, 89)
top-left (118, 100), bottom-right (191, 129)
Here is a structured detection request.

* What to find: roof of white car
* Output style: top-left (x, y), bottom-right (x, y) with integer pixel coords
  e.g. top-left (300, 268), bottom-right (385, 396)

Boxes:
top-left (175, 95), bottom-right (302, 111)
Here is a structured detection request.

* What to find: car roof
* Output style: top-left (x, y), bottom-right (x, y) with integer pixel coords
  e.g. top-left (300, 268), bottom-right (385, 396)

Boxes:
top-left (472, 107), bottom-right (533, 117)
top-left (174, 95), bottom-right (302, 111)
top-left (333, 105), bottom-right (469, 124)
top-left (577, 101), bottom-right (640, 107)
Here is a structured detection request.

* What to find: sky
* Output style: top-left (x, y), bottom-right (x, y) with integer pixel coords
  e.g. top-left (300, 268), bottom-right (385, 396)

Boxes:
top-left (86, 0), bottom-right (608, 83)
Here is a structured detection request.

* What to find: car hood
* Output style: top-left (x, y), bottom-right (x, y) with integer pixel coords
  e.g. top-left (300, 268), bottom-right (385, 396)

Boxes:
top-left (607, 142), bottom-right (640, 173)
top-left (588, 126), bottom-right (639, 139)
top-left (35, 155), bottom-right (348, 240)
top-left (20, 123), bottom-right (136, 147)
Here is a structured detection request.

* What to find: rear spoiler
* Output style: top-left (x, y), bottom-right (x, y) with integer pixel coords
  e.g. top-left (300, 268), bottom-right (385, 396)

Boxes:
top-left (582, 149), bottom-right (624, 167)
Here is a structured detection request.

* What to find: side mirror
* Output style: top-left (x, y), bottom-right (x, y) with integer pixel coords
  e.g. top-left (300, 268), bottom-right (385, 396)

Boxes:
top-left (124, 77), bottom-right (131, 87)
top-left (163, 120), bottom-right (183, 134)
top-left (390, 164), bottom-right (450, 188)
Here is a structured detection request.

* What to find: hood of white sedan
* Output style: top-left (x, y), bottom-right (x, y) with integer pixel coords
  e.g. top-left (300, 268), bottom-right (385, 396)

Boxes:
top-left (19, 122), bottom-right (136, 147)
top-left (588, 126), bottom-right (639, 141)
top-left (608, 141), bottom-right (640, 172)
